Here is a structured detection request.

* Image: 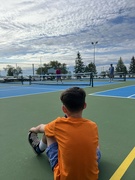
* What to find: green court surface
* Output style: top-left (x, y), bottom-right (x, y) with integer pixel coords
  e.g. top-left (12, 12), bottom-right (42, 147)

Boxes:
top-left (0, 80), bottom-right (135, 180)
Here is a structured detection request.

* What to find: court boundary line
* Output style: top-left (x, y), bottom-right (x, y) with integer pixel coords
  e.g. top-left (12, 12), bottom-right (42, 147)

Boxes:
top-left (89, 84), bottom-right (135, 95)
top-left (128, 94), bottom-right (135, 98)
top-left (0, 84), bottom-right (67, 90)
top-left (89, 85), bottom-right (135, 99)
top-left (0, 89), bottom-right (65, 99)
top-left (0, 86), bottom-right (59, 92)
top-left (89, 94), bottom-right (135, 99)
top-left (110, 147), bottom-right (135, 180)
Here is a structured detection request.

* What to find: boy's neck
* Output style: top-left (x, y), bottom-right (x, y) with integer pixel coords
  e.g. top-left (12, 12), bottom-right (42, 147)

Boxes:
top-left (67, 111), bottom-right (82, 118)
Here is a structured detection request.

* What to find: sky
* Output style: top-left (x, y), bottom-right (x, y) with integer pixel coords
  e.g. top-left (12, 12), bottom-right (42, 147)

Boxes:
top-left (0, 0), bottom-right (135, 75)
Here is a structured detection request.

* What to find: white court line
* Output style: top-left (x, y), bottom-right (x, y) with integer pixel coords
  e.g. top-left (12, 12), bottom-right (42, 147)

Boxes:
top-left (89, 94), bottom-right (135, 100)
top-left (90, 93), bottom-right (135, 100)
top-left (0, 89), bottom-right (65, 99)
top-left (89, 85), bottom-right (135, 99)
top-left (128, 94), bottom-right (135, 98)
top-left (89, 84), bottom-right (135, 96)
top-left (0, 85), bottom-right (62, 92)
top-left (0, 87), bottom-right (28, 92)
top-left (0, 85), bottom-right (48, 91)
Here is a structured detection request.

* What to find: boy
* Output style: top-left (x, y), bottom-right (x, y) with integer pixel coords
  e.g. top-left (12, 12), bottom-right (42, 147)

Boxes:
top-left (28, 87), bottom-right (101, 180)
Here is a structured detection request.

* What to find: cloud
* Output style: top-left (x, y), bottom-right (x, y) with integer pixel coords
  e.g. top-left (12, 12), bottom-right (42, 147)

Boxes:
top-left (0, 0), bottom-right (135, 73)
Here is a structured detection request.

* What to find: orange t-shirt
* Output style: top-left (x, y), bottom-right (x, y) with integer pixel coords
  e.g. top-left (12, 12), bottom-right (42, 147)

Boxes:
top-left (45, 117), bottom-right (99, 180)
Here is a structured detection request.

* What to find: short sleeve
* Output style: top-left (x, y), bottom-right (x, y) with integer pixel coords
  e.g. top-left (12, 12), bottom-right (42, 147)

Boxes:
top-left (45, 120), bottom-right (56, 137)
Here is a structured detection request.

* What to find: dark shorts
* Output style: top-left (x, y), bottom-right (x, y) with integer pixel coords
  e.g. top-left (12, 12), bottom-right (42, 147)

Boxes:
top-left (57, 75), bottom-right (61, 78)
top-left (97, 148), bottom-right (101, 164)
top-left (45, 142), bottom-right (58, 171)
top-left (109, 74), bottom-right (114, 78)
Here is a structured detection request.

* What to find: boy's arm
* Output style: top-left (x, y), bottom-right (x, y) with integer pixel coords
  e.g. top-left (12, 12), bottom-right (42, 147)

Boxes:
top-left (29, 124), bottom-right (46, 133)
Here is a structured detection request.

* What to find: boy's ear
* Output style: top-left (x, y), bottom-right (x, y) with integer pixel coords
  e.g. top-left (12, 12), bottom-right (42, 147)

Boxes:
top-left (62, 105), bottom-right (67, 114)
top-left (84, 103), bottom-right (87, 109)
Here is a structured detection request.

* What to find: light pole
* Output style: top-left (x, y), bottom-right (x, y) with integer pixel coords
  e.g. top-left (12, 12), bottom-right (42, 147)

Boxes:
top-left (40, 57), bottom-right (42, 76)
top-left (91, 41), bottom-right (98, 64)
top-left (32, 64), bottom-right (34, 76)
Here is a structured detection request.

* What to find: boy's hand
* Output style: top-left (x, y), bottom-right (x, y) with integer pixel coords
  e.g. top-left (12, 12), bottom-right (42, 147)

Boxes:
top-left (29, 124), bottom-right (45, 134)
top-left (29, 127), bottom-right (38, 133)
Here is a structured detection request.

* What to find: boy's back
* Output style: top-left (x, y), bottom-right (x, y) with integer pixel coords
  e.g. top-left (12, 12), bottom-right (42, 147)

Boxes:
top-left (29, 87), bottom-right (100, 180)
top-left (45, 116), bottom-right (99, 180)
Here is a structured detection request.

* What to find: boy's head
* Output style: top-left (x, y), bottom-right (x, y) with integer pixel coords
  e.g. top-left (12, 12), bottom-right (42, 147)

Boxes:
top-left (60, 87), bottom-right (86, 113)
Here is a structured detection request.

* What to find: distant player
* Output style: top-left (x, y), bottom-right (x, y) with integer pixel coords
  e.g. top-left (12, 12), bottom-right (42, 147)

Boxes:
top-left (109, 64), bottom-right (114, 82)
top-left (29, 75), bottom-right (32, 85)
top-left (21, 75), bottom-right (24, 85)
top-left (56, 68), bottom-right (63, 83)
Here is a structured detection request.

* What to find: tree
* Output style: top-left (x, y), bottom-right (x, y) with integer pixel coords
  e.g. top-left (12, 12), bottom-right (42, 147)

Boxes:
top-left (13, 66), bottom-right (22, 76)
top-left (85, 62), bottom-right (97, 74)
top-left (4, 65), bottom-right (14, 76)
top-left (49, 61), bottom-right (68, 74)
top-left (129, 56), bottom-right (135, 74)
top-left (36, 63), bottom-right (49, 75)
top-left (60, 63), bottom-right (68, 74)
top-left (36, 61), bottom-right (68, 75)
top-left (115, 57), bottom-right (127, 74)
top-left (4, 65), bottom-right (22, 76)
top-left (49, 61), bottom-right (61, 69)
top-left (74, 52), bottom-right (85, 73)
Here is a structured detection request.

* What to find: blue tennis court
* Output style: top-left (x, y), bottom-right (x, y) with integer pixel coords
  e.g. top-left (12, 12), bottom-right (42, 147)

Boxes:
top-left (0, 84), bottom-right (89, 99)
top-left (0, 80), bottom-right (122, 99)
top-left (89, 85), bottom-right (135, 99)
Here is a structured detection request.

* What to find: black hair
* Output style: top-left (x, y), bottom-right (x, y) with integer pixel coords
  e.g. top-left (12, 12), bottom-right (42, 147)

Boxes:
top-left (60, 87), bottom-right (86, 112)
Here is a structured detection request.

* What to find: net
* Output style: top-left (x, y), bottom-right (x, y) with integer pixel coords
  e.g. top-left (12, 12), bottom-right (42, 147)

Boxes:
top-left (98, 72), bottom-right (126, 80)
top-left (0, 75), bottom-right (30, 85)
top-left (30, 73), bottom-right (94, 86)
top-left (0, 76), bottom-right (20, 83)
top-left (0, 72), bottom-right (128, 87)
top-left (30, 72), bottom-right (127, 86)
